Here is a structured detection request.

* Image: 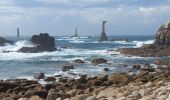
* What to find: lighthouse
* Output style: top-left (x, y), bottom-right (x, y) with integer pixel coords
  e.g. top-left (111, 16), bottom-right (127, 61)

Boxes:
top-left (99, 21), bottom-right (108, 42)
top-left (17, 28), bottom-right (20, 38)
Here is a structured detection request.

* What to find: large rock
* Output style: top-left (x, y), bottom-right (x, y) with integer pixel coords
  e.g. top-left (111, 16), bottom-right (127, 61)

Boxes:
top-left (0, 37), bottom-right (13, 46)
top-left (154, 21), bottom-right (170, 46)
top-left (108, 73), bottom-right (129, 84)
top-left (0, 81), bottom-right (17, 92)
top-left (19, 33), bottom-right (56, 53)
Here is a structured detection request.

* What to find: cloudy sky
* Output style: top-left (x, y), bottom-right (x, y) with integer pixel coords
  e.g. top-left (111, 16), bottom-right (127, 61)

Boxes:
top-left (0, 0), bottom-right (170, 36)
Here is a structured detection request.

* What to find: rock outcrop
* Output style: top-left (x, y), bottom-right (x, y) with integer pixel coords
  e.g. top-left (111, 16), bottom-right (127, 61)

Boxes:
top-left (119, 21), bottom-right (170, 57)
top-left (19, 33), bottom-right (56, 53)
top-left (0, 37), bottom-right (13, 46)
top-left (153, 21), bottom-right (170, 47)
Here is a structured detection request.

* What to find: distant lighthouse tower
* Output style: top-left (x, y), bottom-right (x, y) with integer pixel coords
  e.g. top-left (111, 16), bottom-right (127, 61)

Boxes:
top-left (17, 28), bottom-right (20, 38)
top-left (99, 21), bottom-right (108, 42)
top-left (75, 27), bottom-right (78, 37)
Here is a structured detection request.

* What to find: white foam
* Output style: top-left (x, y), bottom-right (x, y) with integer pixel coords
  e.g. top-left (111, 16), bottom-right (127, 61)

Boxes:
top-left (0, 40), bottom-right (34, 52)
top-left (51, 57), bottom-right (87, 61)
top-left (0, 51), bottom-right (58, 61)
top-left (0, 43), bottom-right (108, 61)
top-left (69, 40), bottom-right (85, 43)
top-left (135, 40), bottom-right (154, 47)
top-left (61, 37), bottom-right (70, 39)
top-left (80, 37), bottom-right (88, 39)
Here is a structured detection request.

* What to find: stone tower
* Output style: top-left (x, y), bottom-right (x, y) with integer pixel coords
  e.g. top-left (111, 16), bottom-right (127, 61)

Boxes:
top-left (17, 28), bottom-right (20, 37)
top-left (99, 21), bottom-right (108, 42)
top-left (75, 27), bottom-right (78, 37)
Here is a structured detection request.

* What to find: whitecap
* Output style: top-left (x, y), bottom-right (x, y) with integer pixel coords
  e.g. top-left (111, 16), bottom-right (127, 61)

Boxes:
top-left (135, 40), bottom-right (154, 47)
top-left (69, 40), bottom-right (85, 43)
top-left (80, 37), bottom-right (89, 39)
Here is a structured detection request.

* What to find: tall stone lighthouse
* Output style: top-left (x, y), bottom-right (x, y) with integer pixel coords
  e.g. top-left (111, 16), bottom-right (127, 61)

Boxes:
top-left (99, 21), bottom-right (108, 42)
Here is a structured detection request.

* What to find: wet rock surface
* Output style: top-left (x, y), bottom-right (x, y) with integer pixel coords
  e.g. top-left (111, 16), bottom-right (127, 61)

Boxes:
top-left (91, 58), bottom-right (107, 64)
top-left (19, 33), bottom-right (56, 53)
top-left (62, 64), bottom-right (74, 72)
top-left (74, 59), bottom-right (85, 64)
top-left (34, 73), bottom-right (45, 79)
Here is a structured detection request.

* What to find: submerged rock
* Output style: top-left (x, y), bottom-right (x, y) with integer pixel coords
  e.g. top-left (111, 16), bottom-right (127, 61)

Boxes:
top-left (62, 64), bottom-right (74, 72)
top-left (19, 33), bottom-right (56, 53)
top-left (103, 68), bottom-right (109, 72)
top-left (0, 37), bottom-right (13, 46)
top-left (74, 59), bottom-right (85, 63)
top-left (91, 58), bottom-right (107, 64)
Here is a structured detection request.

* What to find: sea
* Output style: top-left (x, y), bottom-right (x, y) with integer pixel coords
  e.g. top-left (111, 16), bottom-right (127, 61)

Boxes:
top-left (0, 35), bottom-right (168, 80)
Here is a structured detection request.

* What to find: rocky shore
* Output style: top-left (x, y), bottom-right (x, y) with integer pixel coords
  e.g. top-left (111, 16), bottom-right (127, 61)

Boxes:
top-left (1, 59), bottom-right (170, 100)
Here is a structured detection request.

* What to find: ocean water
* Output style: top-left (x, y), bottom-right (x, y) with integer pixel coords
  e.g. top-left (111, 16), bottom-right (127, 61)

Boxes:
top-left (0, 35), bottom-right (167, 79)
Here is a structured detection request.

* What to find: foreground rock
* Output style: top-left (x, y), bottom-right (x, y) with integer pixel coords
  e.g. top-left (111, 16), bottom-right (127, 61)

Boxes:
top-left (0, 37), bottom-right (13, 46)
top-left (119, 21), bottom-right (170, 57)
top-left (19, 33), bottom-right (56, 53)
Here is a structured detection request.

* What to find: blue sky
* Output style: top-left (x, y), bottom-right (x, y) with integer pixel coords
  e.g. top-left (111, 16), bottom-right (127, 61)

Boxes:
top-left (0, 0), bottom-right (170, 36)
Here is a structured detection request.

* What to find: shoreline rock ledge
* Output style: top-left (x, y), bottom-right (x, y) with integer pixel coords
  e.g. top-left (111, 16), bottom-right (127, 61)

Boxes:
top-left (19, 33), bottom-right (57, 53)
top-left (119, 21), bottom-right (170, 57)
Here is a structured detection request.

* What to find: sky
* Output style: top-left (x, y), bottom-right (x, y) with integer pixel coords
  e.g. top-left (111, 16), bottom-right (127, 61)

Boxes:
top-left (0, 0), bottom-right (170, 36)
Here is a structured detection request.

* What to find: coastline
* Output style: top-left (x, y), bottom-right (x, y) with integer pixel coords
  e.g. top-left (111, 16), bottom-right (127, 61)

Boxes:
top-left (1, 59), bottom-right (170, 100)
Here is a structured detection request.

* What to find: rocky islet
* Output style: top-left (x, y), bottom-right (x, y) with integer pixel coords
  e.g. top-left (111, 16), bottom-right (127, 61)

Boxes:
top-left (19, 33), bottom-right (57, 53)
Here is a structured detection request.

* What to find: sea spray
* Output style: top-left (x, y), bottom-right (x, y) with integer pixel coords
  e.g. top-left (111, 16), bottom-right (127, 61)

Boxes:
top-left (135, 40), bottom-right (154, 48)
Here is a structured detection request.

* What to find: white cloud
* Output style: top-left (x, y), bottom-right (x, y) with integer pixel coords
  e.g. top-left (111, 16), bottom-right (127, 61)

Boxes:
top-left (37, 0), bottom-right (111, 6)
top-left (37, 0), bottom-right (111, 3)
top-left (0, 0), bottom-right (170, 35)
top-left (0, 0), bottom-right (14, 6)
